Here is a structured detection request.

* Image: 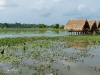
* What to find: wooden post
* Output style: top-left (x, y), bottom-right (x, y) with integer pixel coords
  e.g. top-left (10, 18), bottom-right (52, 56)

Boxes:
top-left (76, 31), bottom-right (78, 35)
top-left (78, 31), bottom-right (79, 35)
top-left (71, 30), bottom-right (72, 35)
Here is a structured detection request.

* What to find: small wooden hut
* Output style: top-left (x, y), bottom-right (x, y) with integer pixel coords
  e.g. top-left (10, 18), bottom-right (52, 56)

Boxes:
top-left (64, 19), bottom-right (90, 34)
top-left (88, 20), bottom-right (97, 33)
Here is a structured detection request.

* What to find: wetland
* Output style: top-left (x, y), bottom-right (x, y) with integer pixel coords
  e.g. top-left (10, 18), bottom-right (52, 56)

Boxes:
top-left (0, 29), bottom-right (100, 75)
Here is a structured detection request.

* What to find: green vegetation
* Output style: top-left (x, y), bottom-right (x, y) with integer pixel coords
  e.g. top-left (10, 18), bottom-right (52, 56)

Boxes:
top-left (38, 24), bottom-right (47, 28)
top-left (0, 22), bottom-right (63, 29)
top-left (0, 35), bottom-right (100, 47)
top-left (66, 35), bottom-right (100, 48)
top-left (53, 23), bottom-right (59, 29)
top-left (0, 30), bottom-right (100, 75)
top-left (0, 36), bottom-right (64, 46)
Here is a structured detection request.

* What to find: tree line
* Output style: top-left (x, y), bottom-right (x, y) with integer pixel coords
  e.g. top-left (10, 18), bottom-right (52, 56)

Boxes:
top-left (0, 22), bottom-right (64, 29)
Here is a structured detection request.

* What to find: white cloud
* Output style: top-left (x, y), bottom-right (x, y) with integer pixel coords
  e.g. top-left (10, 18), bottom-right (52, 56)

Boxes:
top-left (30, 0), bottom-right (52, 12)
top-left (90, 8), bottom-right (97, 13)
top-left (0, 0), bottom-right (6, 7)
top-left (0, 0), bottom-right (100, 25)
top-left (78, 4), bottom-right (86, 10)
top-left (30, 0), bottom-right (53, 17)
top-left (30, 1), bottom-right (44, 11)
top-left (30, 0), bottom-right (66, 12)
top-left (0, 0), bottom-right (19, 7)
top-left (0, 0), bottom-right (6, 10)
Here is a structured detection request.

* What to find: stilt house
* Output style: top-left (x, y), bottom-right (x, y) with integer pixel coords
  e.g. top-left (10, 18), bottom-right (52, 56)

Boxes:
top-left (64, 19), bottom-right (90, 34)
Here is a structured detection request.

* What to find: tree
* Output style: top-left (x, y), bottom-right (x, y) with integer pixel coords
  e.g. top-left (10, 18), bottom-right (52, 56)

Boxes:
top-left (54, 24), bottom-right (59, 29)
top-left (39, 24), bottom-right (47, 28)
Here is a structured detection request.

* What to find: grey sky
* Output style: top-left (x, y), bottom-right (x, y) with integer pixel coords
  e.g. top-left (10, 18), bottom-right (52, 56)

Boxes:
top-left (0, 0), bottom-right (100, 25)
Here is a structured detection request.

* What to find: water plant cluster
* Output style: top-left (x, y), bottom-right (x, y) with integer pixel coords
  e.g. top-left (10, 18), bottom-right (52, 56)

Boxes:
top-left (0, 36), bottom-right (100, 75)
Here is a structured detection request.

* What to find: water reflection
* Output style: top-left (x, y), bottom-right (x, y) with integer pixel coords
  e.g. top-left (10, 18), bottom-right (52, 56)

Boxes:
top-left (0, 30), bottom-right (68, 38)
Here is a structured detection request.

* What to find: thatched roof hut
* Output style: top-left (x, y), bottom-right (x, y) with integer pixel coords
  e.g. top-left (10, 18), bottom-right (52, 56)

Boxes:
top-left (88, 20), bottom-right (97, 31)
top-left (96, 20), bottom-right (100, 26)
top-left (64, 19), bottom-right (90, 31)
top-left (96, 20), bottom-right (100, 30)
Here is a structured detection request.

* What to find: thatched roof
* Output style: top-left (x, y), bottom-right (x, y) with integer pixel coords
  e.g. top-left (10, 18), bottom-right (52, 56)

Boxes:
top-left (88, 20), bottom-right (98, 31)
top-left (88, 20), bottom-right (96, 29)
top-left (96, 20), bottom-right (100, 28)
top-left (64, 19), bottom-right (88, 31)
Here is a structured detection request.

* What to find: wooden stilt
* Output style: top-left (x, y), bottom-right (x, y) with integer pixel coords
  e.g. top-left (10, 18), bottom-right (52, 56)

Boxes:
top-left (78, 31), bottom-right (79, 35)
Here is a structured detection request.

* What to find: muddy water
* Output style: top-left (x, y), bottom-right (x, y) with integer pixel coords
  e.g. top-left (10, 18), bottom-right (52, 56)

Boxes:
top-left (0, 40), bottom-right (100, 75)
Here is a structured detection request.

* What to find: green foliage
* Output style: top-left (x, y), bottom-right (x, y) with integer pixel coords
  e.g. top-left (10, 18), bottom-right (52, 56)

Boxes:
top-left (0, 35), bottom-right (100, 74)
top-left (53, 24), bottom-right (59, 29)
top-left (0, 22), bottom-right (62, 29)
top-left (0, 22), bottom-right (39, 28)
top-left (39, 24), bottom-right (47, 28)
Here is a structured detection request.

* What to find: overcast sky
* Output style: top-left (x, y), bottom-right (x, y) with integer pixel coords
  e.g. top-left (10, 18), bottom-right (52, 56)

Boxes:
top-left (0, 0), bottom-right (100, 25)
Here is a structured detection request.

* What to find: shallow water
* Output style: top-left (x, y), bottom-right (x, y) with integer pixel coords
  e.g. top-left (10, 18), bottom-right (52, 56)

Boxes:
top-left (0, 40), bottom-right (100, 75)
top-left (0, 30), bottom-right (68, 38)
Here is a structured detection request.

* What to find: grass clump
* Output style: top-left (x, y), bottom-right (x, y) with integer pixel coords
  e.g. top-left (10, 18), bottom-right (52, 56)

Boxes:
top-left (66, 35), bottom-right (100, 48)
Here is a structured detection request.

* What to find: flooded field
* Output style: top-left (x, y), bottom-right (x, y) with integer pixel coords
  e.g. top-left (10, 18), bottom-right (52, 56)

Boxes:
top-left (0, 29), bottom-right (100, 75)
top-left (0, 29), bottom-right (68, 38)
